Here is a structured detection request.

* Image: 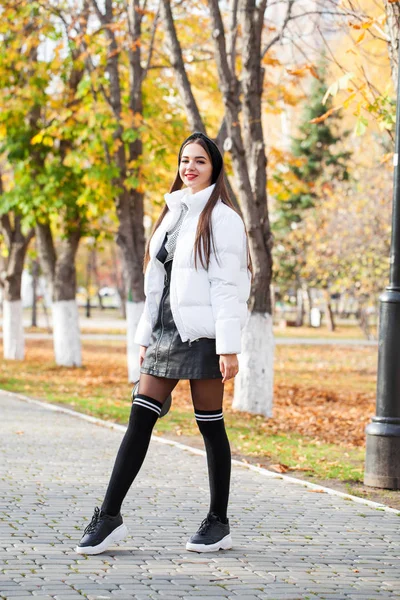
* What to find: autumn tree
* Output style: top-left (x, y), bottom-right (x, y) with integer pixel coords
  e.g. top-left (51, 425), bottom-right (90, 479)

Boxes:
top-left (273, 64), bottom-right (351, 328)
top-left (156, 0), bottom-right (350, 415)
top-left (0, 1), bottom-right (118, 365)
top-left (0, 3), bottom-right (46, 359)
top-left (73, 0), bottom-right (167, 381)
top-left (296, 148), bottom-right (392, 338)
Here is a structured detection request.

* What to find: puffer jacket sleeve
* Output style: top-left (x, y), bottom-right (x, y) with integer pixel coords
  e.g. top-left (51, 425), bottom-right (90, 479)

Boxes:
top-left (134, 264), bottom-right (153, 347)
top-left (134, 300), bottom-right (153, 347)
top-left (208, 211), bottom-right (245, 355)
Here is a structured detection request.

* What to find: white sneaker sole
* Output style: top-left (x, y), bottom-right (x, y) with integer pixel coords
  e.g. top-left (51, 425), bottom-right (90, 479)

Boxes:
top-left (186, 533), bottom-right (233, 553)
top-left (75, 524), bottom-right (128, 555)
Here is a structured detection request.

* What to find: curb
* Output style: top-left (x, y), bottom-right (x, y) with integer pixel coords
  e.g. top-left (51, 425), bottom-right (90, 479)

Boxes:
top-left (2, 388), bottom-right (399, 516)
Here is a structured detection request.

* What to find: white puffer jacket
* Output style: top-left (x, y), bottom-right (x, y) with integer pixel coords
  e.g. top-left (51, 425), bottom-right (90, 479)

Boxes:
top-left (134, 184), bottom-right (252, 354)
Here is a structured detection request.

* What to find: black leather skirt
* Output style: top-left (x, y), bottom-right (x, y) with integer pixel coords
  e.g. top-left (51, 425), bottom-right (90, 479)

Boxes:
top-left (140, 243), bottom-right (222, 380)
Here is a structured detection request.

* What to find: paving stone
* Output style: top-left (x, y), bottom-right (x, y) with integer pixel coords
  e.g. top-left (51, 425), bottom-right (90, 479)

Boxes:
top-left (0, 597), bottom-right (36, 600)
top-left (2, 392), bottom-right (400, 600)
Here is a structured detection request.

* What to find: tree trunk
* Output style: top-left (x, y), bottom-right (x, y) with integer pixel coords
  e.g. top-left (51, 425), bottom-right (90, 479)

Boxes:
top-left (91, 0), bottom-right (146, 381)
top-left (206, 0), bottom-right (273, 416)
top-left (304, 285), bottom-right (312, 327)
top-left (52, 227), bottom-right (82, 367)
top-left (323, 288), bottom-right (335, 332)
top-left (358, 296), bottom-right (374, 340)
top-left (86, 250), bottom-right (91, 319)
top-left (31, 259), bottom-right (39, 327)
top-left (111, 244), bottom-right (126, 319)
top-left (116, 187), bottom-right (145, 381)
top-left (36, 220), bottom-right (82, 367)
top-left (125, 0), bottom-right (147, 382)
top-left (296, 286), bottom-right (304, 327)
top-left (0, 213), bottom-right (34, 360)
top-left (35, 221), bottom-right (56, 299)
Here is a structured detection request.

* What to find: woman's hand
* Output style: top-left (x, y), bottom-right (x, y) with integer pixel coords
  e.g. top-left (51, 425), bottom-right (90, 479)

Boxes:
top-left (139, 345), bottom-right (147, 367)
top-left (219, 354), bottom-right (239, 383)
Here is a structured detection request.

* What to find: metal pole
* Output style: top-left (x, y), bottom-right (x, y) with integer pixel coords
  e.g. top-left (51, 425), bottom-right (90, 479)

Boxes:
top-left (364, 45), bottom-right (400, 489)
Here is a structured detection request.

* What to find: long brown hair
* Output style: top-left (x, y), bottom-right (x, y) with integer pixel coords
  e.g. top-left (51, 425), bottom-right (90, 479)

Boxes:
top-left (143, 134), bottom-right (253, 274)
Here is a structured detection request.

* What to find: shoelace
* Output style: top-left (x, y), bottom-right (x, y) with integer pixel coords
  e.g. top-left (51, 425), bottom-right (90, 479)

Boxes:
top-left (83, 506), bottom-right (101, 535)
top-left (197, 516), bottom-right (214, 535)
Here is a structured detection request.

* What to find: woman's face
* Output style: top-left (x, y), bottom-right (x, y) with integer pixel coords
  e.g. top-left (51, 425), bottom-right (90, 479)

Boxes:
top-left (179, 142), bottom-right (213, 193)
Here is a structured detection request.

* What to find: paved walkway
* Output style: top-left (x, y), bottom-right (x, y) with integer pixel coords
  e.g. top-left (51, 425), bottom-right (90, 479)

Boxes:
top-left (1, 392), bottom-right (399, 600)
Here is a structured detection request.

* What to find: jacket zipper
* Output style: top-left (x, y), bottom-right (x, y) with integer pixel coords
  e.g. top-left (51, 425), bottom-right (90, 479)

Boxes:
top-left (154, 272), bottom-right (169, 368)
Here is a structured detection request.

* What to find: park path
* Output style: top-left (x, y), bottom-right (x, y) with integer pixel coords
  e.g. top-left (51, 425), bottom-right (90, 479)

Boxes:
top-left (1, 391), bottom-right (399, 600)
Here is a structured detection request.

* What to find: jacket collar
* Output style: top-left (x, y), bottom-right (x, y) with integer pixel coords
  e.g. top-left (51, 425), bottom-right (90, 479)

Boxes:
top-left (164, 184), bottom-right (216, 216)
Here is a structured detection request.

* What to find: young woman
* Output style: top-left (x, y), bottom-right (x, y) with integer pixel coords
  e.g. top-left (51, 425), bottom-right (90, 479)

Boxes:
top-left (76, 132), bottom-right (252, 555)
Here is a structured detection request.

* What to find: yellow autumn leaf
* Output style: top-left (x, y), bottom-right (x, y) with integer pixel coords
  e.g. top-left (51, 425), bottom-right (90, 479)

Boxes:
top-left (31, 132), bottom-right (43, 145)
top-left (309, 107), bottom-right (338, 124)
top-left (42, 136), bottom-right (53, 147)
top-left (355, 31), bottom-right (366, 44)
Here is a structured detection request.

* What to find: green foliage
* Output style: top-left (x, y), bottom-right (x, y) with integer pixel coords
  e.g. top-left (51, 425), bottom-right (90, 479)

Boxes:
top-left (272, 62), bottom-right (352, 288)
top-left (0, 1), bottom-right (117, 242)
top-left (275, 66), bottom-right (351, 232)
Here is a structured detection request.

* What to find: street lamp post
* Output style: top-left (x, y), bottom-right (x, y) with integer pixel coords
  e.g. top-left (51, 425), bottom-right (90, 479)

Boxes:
top-left (364, 50), bottom-right (400, 489)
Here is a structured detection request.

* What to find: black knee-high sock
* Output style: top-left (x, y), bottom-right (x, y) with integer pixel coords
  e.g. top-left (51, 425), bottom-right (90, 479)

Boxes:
top-left (195, 409), bottom-right (231, 523)
top-left (101, 395), bottom-right (161, 516)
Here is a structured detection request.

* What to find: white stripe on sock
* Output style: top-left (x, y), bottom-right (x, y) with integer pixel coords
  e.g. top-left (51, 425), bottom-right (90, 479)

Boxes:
top-left (133, 399), bottom-right (162, 415)
top-left (195, 413), bottom-right (224, 421)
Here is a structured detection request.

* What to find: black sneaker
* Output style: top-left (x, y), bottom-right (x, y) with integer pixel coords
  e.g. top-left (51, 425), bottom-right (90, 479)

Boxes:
top-left (186, 512), bottom-right (232, 552)
top-left (75, 507), bottom-right (128, 555)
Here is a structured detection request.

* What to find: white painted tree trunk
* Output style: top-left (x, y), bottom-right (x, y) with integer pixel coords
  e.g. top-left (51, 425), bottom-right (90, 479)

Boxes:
top-left (233, 312), bottom-right (274, 417)
top-left (126, 300), bottom-right (144, 383)
top-left (52, 300), bottom-right (82, 367)
top-left (3, 300), bottom-right (24, 360)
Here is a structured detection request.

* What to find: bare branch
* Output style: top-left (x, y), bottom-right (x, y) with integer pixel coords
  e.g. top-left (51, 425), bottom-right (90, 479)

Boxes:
top-left (227, 0), bottom-right (239, 76)
top-left (141, 0), bottom-right (148, 15)
top-left (207, 0), bottom-right (235, 92)
top-left (25, 228), bottom-right (35, 247)
top-left (142, 4), bottom-right (160, 79)
top-left (160, 0), bottom-right (205, 131)
top-left (91, 0), bottom-right (107, 24)
top-left (105, 0), bottom-right (113, 20)
top-left (262, 0), bottom-right (295, 58)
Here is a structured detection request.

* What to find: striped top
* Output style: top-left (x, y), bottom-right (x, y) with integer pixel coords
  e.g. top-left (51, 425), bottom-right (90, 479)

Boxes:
top-left (165, 202), bottom-right (189, 262)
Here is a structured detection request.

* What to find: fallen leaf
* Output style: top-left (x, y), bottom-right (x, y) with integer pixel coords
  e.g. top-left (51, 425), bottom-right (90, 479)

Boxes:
top-left (289, 465), bottom-right (315, 472)
top-left (270, 463), bottom-right (289, 473)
